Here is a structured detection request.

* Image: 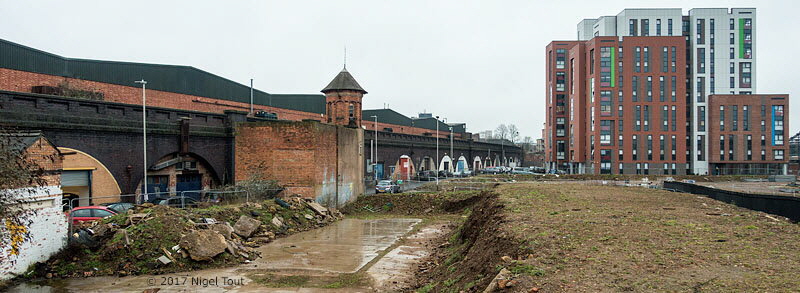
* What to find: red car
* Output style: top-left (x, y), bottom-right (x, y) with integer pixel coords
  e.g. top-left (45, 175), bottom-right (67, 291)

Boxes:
top-left (67, 206), bottom-right (117, 224)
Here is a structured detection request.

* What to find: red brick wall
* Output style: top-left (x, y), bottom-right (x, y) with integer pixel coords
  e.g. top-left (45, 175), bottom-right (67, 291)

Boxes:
top-left (0, 68), bottom-right (325, 121)
top-left (708, 94), bottom-right (790, 163)
top-left (22, 137), bottom-right (62, 191)
top-left (235, 120), bottom-right (335, 198)
top-left (363, 121), bottom-right (450, 138)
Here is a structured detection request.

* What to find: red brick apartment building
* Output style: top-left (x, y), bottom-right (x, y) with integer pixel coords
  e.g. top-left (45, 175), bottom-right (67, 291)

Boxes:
top-left (707, 94), bottom-right (789, 175)
top-left (546, 36), bottom-right (689, 174)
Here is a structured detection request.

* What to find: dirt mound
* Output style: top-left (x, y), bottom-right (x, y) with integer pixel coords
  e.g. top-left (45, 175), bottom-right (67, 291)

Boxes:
top-left (407, 192), bottom-right (533, 292)
top-left (341, 190), bottom-right (485, 215)
top-left (28, 198), bottom-right (342, 279)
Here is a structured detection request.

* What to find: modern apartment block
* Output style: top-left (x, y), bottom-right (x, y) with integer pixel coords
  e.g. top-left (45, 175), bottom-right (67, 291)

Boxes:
top-left (545, 8), bottom-right (788, 175)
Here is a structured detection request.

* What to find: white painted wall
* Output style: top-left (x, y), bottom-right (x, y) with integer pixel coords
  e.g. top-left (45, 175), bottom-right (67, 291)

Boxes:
top-left (0, 185), bottom-right (67, 281)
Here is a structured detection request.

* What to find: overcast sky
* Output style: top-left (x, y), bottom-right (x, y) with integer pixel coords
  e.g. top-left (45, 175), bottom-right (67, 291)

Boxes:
top-left (1, 0), bottom-right (797, 139)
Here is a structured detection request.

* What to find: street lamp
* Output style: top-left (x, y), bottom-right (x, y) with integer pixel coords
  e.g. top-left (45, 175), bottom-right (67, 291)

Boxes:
top-left (449, 126), bottom-right (454, 172)
top-left (135, 79), bottom-right (147, 203)
top-left (435, 115), bottom-right (440, 184)
top-left (371, 115), bottom-right (378, 181)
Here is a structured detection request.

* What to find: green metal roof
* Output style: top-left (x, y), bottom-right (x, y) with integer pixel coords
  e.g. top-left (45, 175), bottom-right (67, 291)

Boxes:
top-left (362, 109), bottom-right (412, 127)
top-left (0, 38), bottom-right (326, 114)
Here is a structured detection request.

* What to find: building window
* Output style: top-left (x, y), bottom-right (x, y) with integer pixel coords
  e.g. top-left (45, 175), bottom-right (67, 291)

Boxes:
top-left (659, 135), bottom-right (666, 160)
top-left (696, 19), bottom-right (705, 44)
top-left (697, 135), bottom-right (705, 161)
top-left (662, 105), bottom-right (668, 131)
top-left (643, 47), bottom-right (650, 72)
top-left (668, 19), bottom-right (673, 36)
top-left (644, 105), bottom-right (650, 131)
top-left (600, 47), bottom-right (613, 87)
top-left (659, 76), bottom-right (665, 102)
top-left (556, 72), bottom-right (565, 91)
top-left (629, 19), bottom-right (636, 36)
top-left (618, 148), bottom-right (624, 161)
top-left (719, 106), bottom-right (725, 131)
top-left (348, 104), bottom-right (355, 117)
top-left (697, 48), bottom-right (705, 74)
top-left (661, 47), bottom-right (668, 73)
top-left (647, 135), bottom-right (653, 160)
top-left (671, 76), bottom-right (676, 101)
top-left (600, 91), bottom-right (612, 116)
top-left (600, 120), bottom-right (613, 145)
top-left (774, 150), bottom-right (785, 160)
top-left (557, 141), bottom-right (565, 160)
top-left (632, 76), bottom-right (639, 101)
top-left (732, 105), bottom-right (738, 131)
top-left (635, 47), bottom-right (641, 73)
top-left (697, 77), bottom-right (705, 103)
top-left (618, 105), bottom-right (623, 118)
top-left (740, 62), bottom-right (752, 88)
top-left (719, 135), bottom-right (725, 161)
top-left (642, 19), bottom-right (650, 36)
top-left (742, 18), bottom-right (753, 59)
top-left (746, 135), bottom-right (752, 160)
top-left (556, 117), bottom-right (566, 137)
top-left (646, 76), bottom-right (653, 101)
top-left (743, 105), bottom-right (749, 131)
top-left (671, 135), bottom-right (677, 160)
top-left (729, 18), bottom-right (734, 30)
top-left (773, 105), bottom-right (784, 146)
top-left (729, 135), bottom-right (735, 160)
top-left (656, 19), bottom-right (661, 36)
top-left (556, 49), bottom-right (566, 69)
top-left (698, 106), bottom-right (706, 132)
top-left (730, 33), bottom-right (735, 45)
top-left (671, 106), bottom-right (677, 131)
top-left (632, 135), bottom-right (639, 160)
top-left (635, 105), bottom-right (641, 131)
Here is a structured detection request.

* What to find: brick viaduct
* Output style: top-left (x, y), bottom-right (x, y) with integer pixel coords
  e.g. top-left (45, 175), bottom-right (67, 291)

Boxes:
top-left (1, 90), bottom-right (523, 195)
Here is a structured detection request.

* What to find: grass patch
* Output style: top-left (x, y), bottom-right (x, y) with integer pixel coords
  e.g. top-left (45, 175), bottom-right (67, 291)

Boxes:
top-left (251, 274), bottom-right (310, 287)
top-left (416, 282), bottom-right (437, 293)
top-left (509, 264), bottom-right (545, 277)
top-left (322, 272), bottom-right (370, 289)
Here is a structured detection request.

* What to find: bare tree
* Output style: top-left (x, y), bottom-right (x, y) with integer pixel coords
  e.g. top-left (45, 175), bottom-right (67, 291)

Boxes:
top-left (521, 136), bottom-right (533, 152)
top-left (495, 124), bottom-right (508, 140)
top-left (507, 124), bottom-right (519, 142)
top-left (0, 128), bottom-right (55, 260)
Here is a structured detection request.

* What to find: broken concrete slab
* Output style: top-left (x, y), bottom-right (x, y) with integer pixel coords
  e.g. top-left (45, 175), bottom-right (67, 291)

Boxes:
top-left (157, 255), bottom-right (172, 265)
top-left (179, 230), bottom-right (227, 261)
top-left (233, 215), bottom-right (261, 238)
top-left (271, 216), bottom-right (284, 228)
top-left (210, 222), bottom-right (235, 239)
top-left (306, 201), bottom-right (328, 215)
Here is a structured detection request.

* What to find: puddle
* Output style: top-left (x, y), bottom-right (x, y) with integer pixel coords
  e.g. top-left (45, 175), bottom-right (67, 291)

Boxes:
top-left (8, 218), bottom-right (424, 293)
top-left (368, 223), bottom-right (450, 291)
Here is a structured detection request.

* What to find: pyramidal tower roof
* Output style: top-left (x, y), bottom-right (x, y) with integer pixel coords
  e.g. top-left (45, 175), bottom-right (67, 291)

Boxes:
top-left (321, 68), bottom-right (367, 94)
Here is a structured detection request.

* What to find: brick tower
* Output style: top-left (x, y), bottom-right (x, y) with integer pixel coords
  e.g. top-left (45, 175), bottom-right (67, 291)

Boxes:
top-left (321, 67), bottom-right (367, 127)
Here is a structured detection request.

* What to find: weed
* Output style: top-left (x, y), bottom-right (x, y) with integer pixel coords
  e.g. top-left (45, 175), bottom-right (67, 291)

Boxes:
top-left (417, 283), bottom-right (437, 293)
top-left (322, 273), bottom-right (369, 289)
top-left (510, 264), bottom-right (545, 277)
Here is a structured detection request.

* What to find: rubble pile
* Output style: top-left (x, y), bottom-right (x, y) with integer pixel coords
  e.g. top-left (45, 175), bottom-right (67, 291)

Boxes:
top-left (34, 197), bottom-right (343, 279)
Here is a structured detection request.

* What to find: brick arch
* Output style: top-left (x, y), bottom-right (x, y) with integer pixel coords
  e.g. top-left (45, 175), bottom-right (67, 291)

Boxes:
top-left (58, 147), bottom-right (121, 203)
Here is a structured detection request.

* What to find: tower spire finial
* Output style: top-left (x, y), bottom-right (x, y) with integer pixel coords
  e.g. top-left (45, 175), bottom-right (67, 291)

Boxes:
top-left (343, 45), bottom-right (347, 70)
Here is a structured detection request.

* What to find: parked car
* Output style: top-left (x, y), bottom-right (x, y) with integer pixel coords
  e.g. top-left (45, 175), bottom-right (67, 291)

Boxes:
top-left (375, 180), bottom-right (400, 193)
top-left (67, 206), bottom-right (118, 224)
top-left (414, 170), bottom-right (438, 181)
top-left (157, 196), bottom-right (199, 208)
top-left (511, 167), bottom-right (535, 175)
top-left (101, 202), bottom-right (134, 213)
top-left (437, 170), bottom-right (453, 178)
top-left (480, 167), bottom-right (502, 174)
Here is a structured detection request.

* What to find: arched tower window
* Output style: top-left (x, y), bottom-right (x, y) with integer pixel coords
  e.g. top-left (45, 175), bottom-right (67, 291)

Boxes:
top-left (349, 104), bottom-right (355, 118)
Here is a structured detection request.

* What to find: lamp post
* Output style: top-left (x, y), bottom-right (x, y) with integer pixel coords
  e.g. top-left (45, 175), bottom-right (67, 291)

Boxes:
top-left (371, 115), bottom-right (378, 181)
top-left (435, 115), bottom-right (440, 184)
top-left (135, 79), bottom-right (147, 203)
top-left (449, 126), bottom-right (454, 172)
